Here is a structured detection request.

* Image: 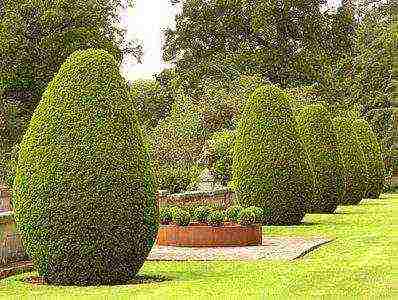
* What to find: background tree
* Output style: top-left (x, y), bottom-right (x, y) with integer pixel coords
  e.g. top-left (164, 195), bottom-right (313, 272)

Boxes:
top-left (317, 0), bottom-right (394, 184)
top-left (0, 0), bottom-right (142, 185)
top-left (130, 79), bottom-right (174, 130)
top-left (163, 0), bottom-right (355, 93)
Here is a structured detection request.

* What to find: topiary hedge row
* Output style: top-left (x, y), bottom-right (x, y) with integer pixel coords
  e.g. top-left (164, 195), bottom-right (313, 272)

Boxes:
top-left (352, 118), bottom-right (385, 199)
top-left (12, 49), bottom-right (158, 286)
top-left (295, 104), bottom-right (344, 213)
top-left (233, 85), bottom-right (313, 225)
top-left (332, 117), bottom-right (367, 205)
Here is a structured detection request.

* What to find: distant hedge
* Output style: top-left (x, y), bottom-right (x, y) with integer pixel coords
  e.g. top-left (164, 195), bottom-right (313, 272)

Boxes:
top-left (352, 118), bottom-right (384, 199)
top-left (13, 49), bottom-right (158, 285)
top-left (233, 85), bottom-right (313, 225)
top-left (295, 104), bottom-right (344, 213)
top-left (332, 117), bottom-right (367, 205)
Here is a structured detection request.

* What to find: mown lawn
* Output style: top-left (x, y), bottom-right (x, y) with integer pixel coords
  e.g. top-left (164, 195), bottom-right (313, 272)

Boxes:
top-left (0, 194), bottom-right (395, 299)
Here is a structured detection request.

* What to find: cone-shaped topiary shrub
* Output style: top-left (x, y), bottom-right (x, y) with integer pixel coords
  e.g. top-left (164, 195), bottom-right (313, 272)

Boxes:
top-left (12, 49), bottom-right (158, 286)
top-left (352, 118), bottom-right (384, 199)
top-left (332, 117), bottom-right (367, 205)
top-left (295, 104), bottom-right (344, 213)
top-left (233, 85), bottom-right (313, 225)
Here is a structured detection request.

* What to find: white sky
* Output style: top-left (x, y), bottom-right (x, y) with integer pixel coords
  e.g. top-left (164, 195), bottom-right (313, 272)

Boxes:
top-left (122, 0), bottom-right (342, 81)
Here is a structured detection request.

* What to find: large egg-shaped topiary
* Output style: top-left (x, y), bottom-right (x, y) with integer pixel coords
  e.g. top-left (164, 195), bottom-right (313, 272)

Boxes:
top-left (332, 117), bottom-right (367, 205)
top-left (12, 49), bottom-right (158, 285)
top-left (352, 118), bottom-right (384, 199)
top-left (295, 104), bottom-right (344, 213)
top-left (233, 85), bottom-right (313, 225)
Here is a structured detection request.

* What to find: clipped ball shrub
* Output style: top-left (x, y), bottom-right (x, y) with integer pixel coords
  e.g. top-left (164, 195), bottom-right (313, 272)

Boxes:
top-left (295, 104), bottom-right (344, 213)
top-left (233, 85), bottom-right (313, 225)
top-left (225, 205), bottom-right (243, 223)
top-left (352, 118), bottom-right (385, 199)
top-left (206, 211), bottom-right (225, 227)
top-left (193, 206), bottom-right (211, 223)
top-left (237, 208), bottom-right (256, 226)
top-left (160, 207), bottom-right (173, 225)
top-left (245, 206), bottom-right (264, 224)
top-left (12, 49), bottom-right (158, 286)
top-left (172, 208), bottom-right (191, 226)
top-left (332, 117), bottom-right (367, 205)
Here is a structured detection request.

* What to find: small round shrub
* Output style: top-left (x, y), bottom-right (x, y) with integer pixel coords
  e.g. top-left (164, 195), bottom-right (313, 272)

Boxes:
top-left (159, 207), bottom-right (173, 225)
top-left (295, 104), bottom-right (344, 213)
top-left (12, 49), bottom-right (158, 285)
top-left (245, 206), bottom-right (264, 224)
top-left (172, 208), bottom-right (191, 226)
top-left (237, 208), bottom-right (256, 226)
top-left (233, 85), bottom-right (313, 225)
top-left (206, 211), bottom-right (225, 227)
top-left (193, 206), bottom-right (211, 223)
top-left (225, 205), bottom-right (243, 223)
top-left (332, 117), bottom-right (367, 205)
top-left (352, 118), bottom-right (384, 199)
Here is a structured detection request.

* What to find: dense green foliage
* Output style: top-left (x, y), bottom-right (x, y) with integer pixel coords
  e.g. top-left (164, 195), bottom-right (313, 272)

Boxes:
top-left (332, 117), bottom-right (367, 205)
top-left (154, 163), bottom-right (201, 193)
top-left (12, 49), bottom-right (158, 285)
top-left (159, 207), bottom-right (173, 225)
top-left (164, 0), bottom-right (354, 90)
top-left (129, 79), bottom-right (174, 130)
top-left (352, 118), bottom-right (384, 199)
top-left (233, 85), bottom-right (313, 225)
top-left (206, 211), bottom-right (224, 227)
top-left (0, 0), bottom-right (140, 187)
top-left (172, 208), bottom-right (191, 226)
top-left (1, 195), bottom-right (394, 297)
top-left (225, 205), bottom-right (243, 223)
top-left (318, 1), bottom-right (395, 183)
top-left (209, 130), bottom-right (235, 185)
top-left (237, 208), bottom-right (257, 227)
top-left (193, 206), bottom-right (211, 223)
top-left (295, 104), bottom-right (344, 213)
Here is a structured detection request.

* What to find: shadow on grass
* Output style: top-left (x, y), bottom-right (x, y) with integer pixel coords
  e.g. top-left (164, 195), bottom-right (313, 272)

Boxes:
top-left (21, 274), bottom-right (172, 287)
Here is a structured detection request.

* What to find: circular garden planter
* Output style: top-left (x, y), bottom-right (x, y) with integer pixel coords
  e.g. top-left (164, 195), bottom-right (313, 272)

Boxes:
top-left (156, 223), bottom-right (262, 247)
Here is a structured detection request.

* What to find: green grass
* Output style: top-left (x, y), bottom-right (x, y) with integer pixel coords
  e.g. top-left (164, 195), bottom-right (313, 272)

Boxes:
top-left (1, 194), bottom-right (396, 299)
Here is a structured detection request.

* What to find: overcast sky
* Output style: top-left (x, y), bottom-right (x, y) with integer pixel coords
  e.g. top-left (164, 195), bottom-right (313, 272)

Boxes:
top-left (122, 0), bottom-right (342, 81)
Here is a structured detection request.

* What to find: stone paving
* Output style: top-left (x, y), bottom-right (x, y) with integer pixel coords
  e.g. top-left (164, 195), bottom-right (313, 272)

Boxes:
top-left (0, 236), bottom-right (333, 280)
top-left (147, 236), bottom-right (333, 261)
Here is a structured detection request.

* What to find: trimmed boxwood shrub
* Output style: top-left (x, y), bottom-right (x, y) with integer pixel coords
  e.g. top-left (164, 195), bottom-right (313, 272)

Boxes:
top-left (206, 211), bottom-right (224, 227)
top-left (172, 208), bottom-right (191, 226)
top-left (233, 85), bottom-right (313, 225)
top-left (332, 117), bottom-right (367, 205)
top-left (12, 49), bottom-right (159, 286)
top-left (193, 206), bottom-right (210, 223)
top-left (237, 208), bottom-right (256, 226)
top-left (295, 104), bottom-right (344, 213)
top-left (352, 118), bottom-right (385, 199)
top-left (225, 205), bottom-right (243, 223)
top-left (160, 207), bottom-right (173, 225)
top-left (245, 206), bottom-right (264, 224)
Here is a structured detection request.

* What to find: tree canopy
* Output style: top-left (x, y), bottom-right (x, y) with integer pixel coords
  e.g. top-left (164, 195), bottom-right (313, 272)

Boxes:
top-left (0, 0), bottom-right (141, 184)
top-left (163, 0), bottom-right (355, 91)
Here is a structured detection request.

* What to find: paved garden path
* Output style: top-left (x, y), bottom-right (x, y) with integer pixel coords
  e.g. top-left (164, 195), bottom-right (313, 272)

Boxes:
top-left (0, 236), bottom-right (333, 279)
top-left (147, 236), bottom-right (333, 261)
